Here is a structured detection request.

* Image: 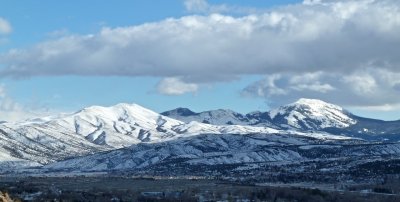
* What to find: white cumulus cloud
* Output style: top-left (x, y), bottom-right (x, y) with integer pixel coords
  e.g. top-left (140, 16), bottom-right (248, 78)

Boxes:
top-left (157, 77), bottom-right (199, 95)
top-left (1, 0), bottom-right (399, 79)
top-left (242, 68), bottom-right (400, 109)
top-left (0, 0), bottom-right (400, 105)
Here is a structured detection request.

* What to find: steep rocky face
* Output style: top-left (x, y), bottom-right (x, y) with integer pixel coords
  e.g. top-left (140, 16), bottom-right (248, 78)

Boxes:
top-left (161, 107), bottom-right (197, 117)
top-left (162, 108), bottom-right (263, 125)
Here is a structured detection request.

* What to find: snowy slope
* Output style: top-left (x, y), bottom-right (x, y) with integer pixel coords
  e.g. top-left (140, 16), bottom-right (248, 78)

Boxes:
top-left (269, 98), bottom-right (357, 130)
top-left (45, 133), bottom-right (400, 173)
top-left (0, 148), bottom-right (41, 172)
top-left (44, 132), bottom-right (357, 172)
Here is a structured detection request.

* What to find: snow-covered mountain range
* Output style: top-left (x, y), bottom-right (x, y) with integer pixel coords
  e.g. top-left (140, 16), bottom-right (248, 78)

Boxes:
top-left (0, 103), bottom-right (290, 168)
top-left (162, 98), bottom-right (356, 130)
top-left (0, 98), bottom-right (399, 175)
top-left (163, 98), bottom-right (400, 140)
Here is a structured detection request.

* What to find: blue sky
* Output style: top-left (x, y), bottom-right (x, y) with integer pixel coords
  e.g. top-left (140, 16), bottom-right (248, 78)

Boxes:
top-left (0, 0), bottom-right (400, 121)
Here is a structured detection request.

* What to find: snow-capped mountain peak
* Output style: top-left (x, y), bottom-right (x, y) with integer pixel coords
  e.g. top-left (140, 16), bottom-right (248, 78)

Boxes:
top-left (78, 103), bottom-right (160, 119)
top-left (269, 98), bottom-right (356, 130)
top-left (270, 98), bottom-right (346, 118)
top-left (293, 98), bottom-right (344, 110)
top-left (46, 103), bottom-right (186, 147)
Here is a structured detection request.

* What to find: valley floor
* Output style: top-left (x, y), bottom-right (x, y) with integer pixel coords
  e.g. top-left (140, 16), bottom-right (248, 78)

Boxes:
top-left (1, 176), bottom-right (400, 201)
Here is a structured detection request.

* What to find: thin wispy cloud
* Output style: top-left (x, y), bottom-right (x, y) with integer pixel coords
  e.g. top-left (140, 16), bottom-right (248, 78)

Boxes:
top-left (0, 84), bottom-right (52, 122)
top-left (184, 0), bottom-right (210, 13)
top-left (183, 0), bottom-right (262, 15)
top-left (0, 18), bottom-right (12, 34)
